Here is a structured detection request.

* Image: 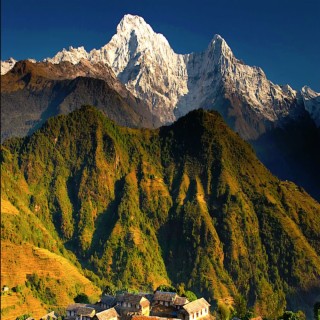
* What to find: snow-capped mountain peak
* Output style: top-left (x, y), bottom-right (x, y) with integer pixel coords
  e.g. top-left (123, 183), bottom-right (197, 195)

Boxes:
top-left (91, 14), bottom-right (188, 122)
top-left (204, 33), bottom-right (235, 70)
top-left (210, 34), bottom-right (232, 52)
top-left (31, 15), bottom-right (309, 133)
top-left (99, 13), bottom-right (176, 74)
top-left (117, 14), bottom-right (153, 35)
top-left (46, 45), bottom-right (89, 64)
top-left (301, 86), bottom-right (320, 126)
top-left (115, 14), bottom-right (170, 47)
top-left (1, 57), bottom-right (17, 75)
top-left (3, 14), bottom-right (319, 136)
top-left (302, 85), bottom-right (319, 97)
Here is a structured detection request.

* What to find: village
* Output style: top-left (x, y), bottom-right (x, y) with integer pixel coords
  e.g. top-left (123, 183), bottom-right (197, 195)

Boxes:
top-left (31, 290), bottom-right (211, 320)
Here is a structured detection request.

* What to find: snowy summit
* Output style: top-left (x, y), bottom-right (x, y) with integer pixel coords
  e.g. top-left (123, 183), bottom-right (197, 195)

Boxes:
top-left (2, 14), bottom-right (320, 136)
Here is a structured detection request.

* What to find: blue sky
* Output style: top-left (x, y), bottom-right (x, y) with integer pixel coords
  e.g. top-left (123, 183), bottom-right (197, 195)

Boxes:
top-left (2, 0), bottom-right (320, 91)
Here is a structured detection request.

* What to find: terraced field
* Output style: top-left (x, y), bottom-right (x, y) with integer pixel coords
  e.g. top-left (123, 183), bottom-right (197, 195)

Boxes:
top-left (1, 197), bottom-right (101, 320)
top-left (1, 241), bottom-right (101, 319)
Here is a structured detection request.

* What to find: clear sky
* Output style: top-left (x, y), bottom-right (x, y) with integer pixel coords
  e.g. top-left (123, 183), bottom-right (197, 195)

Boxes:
top-left (1, 0), bottom-right (320, 91)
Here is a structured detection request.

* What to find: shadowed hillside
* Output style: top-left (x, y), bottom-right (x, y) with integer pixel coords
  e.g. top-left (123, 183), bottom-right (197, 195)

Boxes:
top-left (1, 60), bottom-right (160, 142)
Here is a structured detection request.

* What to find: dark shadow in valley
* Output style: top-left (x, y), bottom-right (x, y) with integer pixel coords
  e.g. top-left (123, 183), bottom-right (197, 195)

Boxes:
top-left (250, 111), bottom-right (320, 201)
top-left (87, 178), bottom-right (125, 258)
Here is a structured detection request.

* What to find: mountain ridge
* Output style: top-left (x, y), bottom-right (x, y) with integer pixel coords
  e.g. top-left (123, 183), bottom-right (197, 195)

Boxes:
top-left (2, 14), bottom-right (320, 200)
top-left (42, 14), bottom-right (320, 200)
top-left (3, 14), bottom-right (317, 134)
top-left (2, 15), bottom-right (319, 133)
top-left (2, 106), bottom-right (320, 318)
top-left (1, 59), bottom-right (161, 142)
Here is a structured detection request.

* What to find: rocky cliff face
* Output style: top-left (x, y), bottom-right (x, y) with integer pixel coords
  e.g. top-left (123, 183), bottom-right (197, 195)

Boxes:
top-left (48, 15), bottom-right (189, 124)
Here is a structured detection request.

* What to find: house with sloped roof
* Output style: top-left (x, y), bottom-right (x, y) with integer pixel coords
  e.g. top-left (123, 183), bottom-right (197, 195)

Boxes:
top-left (99, 295), bottom-right (117, 310)
top-left (66, 304), bottom-right (87, 319)
top-left (77, 306), bottom-right (96, 320)
top-left (173, 297), bottom-right (189, 310)
top-left (153, 292), bottom-right (177, 307)
top-left (116, 293), bottom-right (150, 317)
top-left (179, 298), bottom-right (210, 320)
top-left (94, 307), bottom-right (119, 320)
top-left (151, 292), bottom-right (190, 318)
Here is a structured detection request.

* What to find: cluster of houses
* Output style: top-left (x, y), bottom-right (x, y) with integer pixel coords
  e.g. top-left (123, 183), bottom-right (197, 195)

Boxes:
top-left (65, 291), bottom-right (211, 320)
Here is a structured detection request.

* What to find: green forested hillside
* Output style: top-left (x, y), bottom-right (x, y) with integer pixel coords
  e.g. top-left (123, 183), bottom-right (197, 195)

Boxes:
top-left (1, 106), bottom-right (320, 318)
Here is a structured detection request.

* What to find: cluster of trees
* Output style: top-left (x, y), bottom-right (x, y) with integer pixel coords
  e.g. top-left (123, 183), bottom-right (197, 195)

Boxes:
top-left (215, 294), bottom-right (320, 320)
top-left (25, 273), bottom-right (57, 306)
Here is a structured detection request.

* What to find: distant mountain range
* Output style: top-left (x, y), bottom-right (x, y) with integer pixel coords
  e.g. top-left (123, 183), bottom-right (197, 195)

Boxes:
top-left (1, 107), bottom-right (319, 318)
top-left (1, 14), bottom-right (320, 200)
top-left (2, 15), bottom-right (319, 136)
